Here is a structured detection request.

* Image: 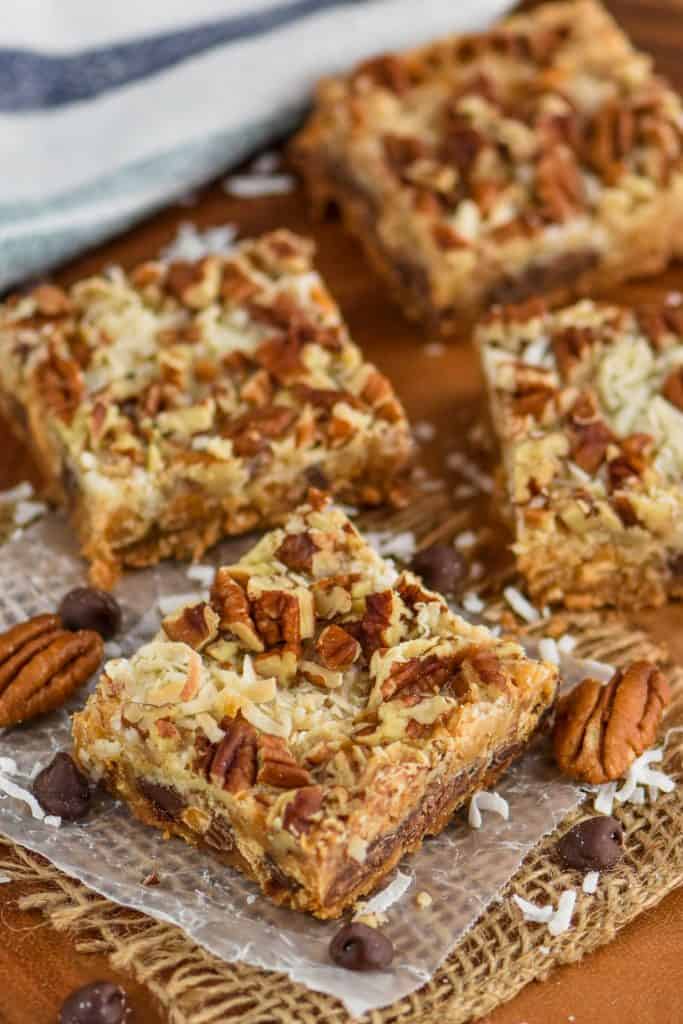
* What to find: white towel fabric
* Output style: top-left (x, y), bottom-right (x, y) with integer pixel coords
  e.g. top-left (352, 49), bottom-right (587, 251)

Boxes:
top-left (0, 0), bottom-right (514, 290)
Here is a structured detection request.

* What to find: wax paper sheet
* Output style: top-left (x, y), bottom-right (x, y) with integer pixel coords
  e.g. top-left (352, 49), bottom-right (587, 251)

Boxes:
top-left (0, 514), bottom-right (587, 1018)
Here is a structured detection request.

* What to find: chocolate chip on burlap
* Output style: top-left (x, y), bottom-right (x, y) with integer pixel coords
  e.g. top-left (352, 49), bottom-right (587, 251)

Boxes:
top-left (59, 981), bottom-right (129, 1024)
top-left (329, 922), bottom-right (394, 971)
top-left (410, 543), bottom-right (466, 596)
top-left (557, 816), bottom-right (625, 871)
top-left (59, 587), bottom-right (122, 640)
top-left (33, 752), bottom-right (91, 820)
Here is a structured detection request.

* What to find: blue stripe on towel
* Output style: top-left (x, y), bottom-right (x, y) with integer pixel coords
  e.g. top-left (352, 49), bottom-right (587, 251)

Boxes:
top-left (0, 0), bottom-right (370, 111)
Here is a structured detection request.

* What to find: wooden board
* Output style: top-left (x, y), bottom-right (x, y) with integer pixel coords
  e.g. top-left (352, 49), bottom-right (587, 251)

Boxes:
top-left (1, 2), bottom-right (683, 1020)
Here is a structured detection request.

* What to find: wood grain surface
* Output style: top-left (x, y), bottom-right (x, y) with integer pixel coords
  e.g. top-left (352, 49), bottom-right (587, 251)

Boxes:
top-left (1, 2), bottom-right (683, 1021)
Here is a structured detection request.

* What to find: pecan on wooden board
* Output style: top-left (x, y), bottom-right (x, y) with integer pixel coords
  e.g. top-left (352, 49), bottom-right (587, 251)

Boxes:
top-left (0, 614), bottom-right (103, 727)
top-left (553, 661), bottom-right (670, 784)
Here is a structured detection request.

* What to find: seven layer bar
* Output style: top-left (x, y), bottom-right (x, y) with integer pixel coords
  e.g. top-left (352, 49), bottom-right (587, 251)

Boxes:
top-left (72, 495), bottom-right (558, 918)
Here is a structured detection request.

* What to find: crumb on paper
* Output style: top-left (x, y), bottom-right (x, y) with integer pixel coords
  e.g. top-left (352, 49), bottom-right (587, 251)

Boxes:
top-left (352, 911), bottom-right (388, 929)
top-left (142, 871), bottom-right (161, 887)
top-left (186, 564), bottom-right (216, 587)
top-left (416, 890), bottom-right (433, 909)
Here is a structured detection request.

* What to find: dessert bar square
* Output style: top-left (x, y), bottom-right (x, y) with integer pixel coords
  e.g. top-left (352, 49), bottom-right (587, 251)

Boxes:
top-left (477, 294), bottom-right (683, 610)
top-left (0, 231), bottom-right (411, 586)
top-left (72, 494), bottom-right (558, 918)
top-left (292, 0), bottom-right (683, 331)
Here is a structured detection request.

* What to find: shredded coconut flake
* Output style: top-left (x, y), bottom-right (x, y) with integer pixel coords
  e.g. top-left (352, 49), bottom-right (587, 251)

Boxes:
top-left (557, 634), bottom-right (577, 654)
top-left (423, 342), bottom-right (445, 357)
top-left (462, 592), bottom-right (485, 614)
top-left (582, 871), bottom-right (599, 894)
top-left (538, 637), bottom-right (560, 665)
top-left (548, 889), bottom-right (576, 936)
top-left (0, 772), bottom-right (46, 821)
top-left (0, 482), bottom-right (33, 505)
top-left (13, 500), bottom-right (47, 526)
top-left (187, 564), bottom-right (216, 587)
top-left (0, 757), bottom-right (18, 775)
top-left (362, 870), bottom-right (412, 914)
top-left (615, 747), bottom-right (675, 804)
top-left (0, 873), bottom-right (11, 884)
top-left (469, 790), bottom-right (510, 829)
top-left (161, 222), bottom-right (237, 262)
top-left (576, 657), bottom-right (615, 683)
top-left (366, 530), bottom-right (415, 561)
top-left (593, 781), bottom-right (618, 815)
top-left (503, 586), bottom-right (540, 623)
top-left (454, 530), bottom-right (476, 549)
top-left (223, 173), bottom-right (295, 198)
top-left (44, 815), bottom-right (62, 828)
top-left (513, 895), bottom-right (554, 924)
top-left (413, 420), bottom-right (436, 443)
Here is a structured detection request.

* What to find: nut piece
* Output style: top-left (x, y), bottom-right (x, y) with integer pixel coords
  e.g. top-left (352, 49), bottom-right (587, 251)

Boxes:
top-left (553, 661), bottom-right (670, 784)
top-left (0, 614), bottom-right (103, 727)
top-left (316, 625), bottom-right (360, 670)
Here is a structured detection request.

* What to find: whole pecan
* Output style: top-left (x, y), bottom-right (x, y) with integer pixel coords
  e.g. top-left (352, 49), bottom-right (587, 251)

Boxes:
top-left (0, 614), bottom-right (103, 727)
top-left (553, 661), bottom-right (670, 784)
top-left (252, 590), bottom-right (301, 648)
top-left (209, 716), bottom-right (258, 793)
top-left (257, 733), bottom-right (312, 789)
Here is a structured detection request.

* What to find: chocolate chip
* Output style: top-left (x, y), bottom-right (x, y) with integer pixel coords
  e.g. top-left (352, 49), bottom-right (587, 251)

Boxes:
top-left (59, 981), bottom-right (129, 1024)
top-left (136, 778), bottom-right (185, 821)
top-left (410, 543), bottom-right (466, 596)
top-left (33, 753), bottom-right (90, 820)
top-left (304, 465), bottom-right (330, 490)
top-left (329, 922), bottom-right (394, 971)
top-left (59, 587), bottom-right (122, 640)
top-left (557, 816), bottom-right (624, 871)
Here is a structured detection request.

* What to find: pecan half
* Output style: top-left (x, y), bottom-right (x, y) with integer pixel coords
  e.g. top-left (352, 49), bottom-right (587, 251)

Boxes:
top-left (257, 734), bottom-right (312, 788)
top-left (252, 591), bottom-right (301, 648)
top-left (316, 625), bottom-right (360, 670)
top-left (275, 532), bottom-right (319, 574)
top-left (283, 785), bottom-right (323, 835)
top-left (553, 661), bottom-right (670, 784)
top-left (0, 615), bottom-right (103, 727)
top-left (209, 716), bottom-right (258, 793)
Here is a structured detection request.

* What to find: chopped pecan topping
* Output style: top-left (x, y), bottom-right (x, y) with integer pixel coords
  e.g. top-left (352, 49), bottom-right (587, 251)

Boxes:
top-left (165, 257), bottom-right (220, 308)
top-left (535, 148), bottom-right (584, 222)
top-left (257, 734), bottom-right (312, 788)
top-left (553, 661), bottom-right (670, 784)
top-left (612, 494), bottom-right (641, 527)
top-left (275, 532), bottom-right (319, 574)
top-left (585, 99), bottom-right (635, 184)
top-left (662, 367), bottom-right (683, 411)
top-left (34, 345), bottom-right (83, 424)
top-left (283, 785), bottom-right (324, 835)
top-left (209, 716), bottom-right (258, 792)
top-left (552, 326), bottom-right (596, 378)
top-left (0, 614), bottom-right (103, 728)
top-left (432, 223), bottom-right (468, 251)
top-left (467, 649), bottom-right (508, 693)
top-left (511, 379), bottom-right (556, 418)
top-left (381, 654), bottom-right (463, 703)
top-left (240, 369), bottom-right (273, 407)
top-left (357, 591), bottom-right (394, 656)
top-left (225, 404), bottom-right (297, 457)
top-left (568, 394), bottom-right (614, 474)
top-left (316, 625), bottom-right (360, 670)
top-left (210, 570), bottom-right (262, 651)
top-left (382, 133), bottom-right (430, 175)
top-left (32, 284), bottom-right (72, 317)
top-left (353, 53), bottom-right (411, 94)
top-left (607, 433), bottom-right (652, 491)
top-left (162, 601), bottom-right (219, 651)
top-left (359, 369), bottom-right (403, 422)
top-left (440, 111), bottom-right (486, 174)
top-left (220, 263), bottom-right (259, 304)
top-left (252, 591), bottom-right (301, 648)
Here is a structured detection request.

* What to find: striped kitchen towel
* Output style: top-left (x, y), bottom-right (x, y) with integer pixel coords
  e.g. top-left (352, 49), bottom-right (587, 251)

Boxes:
top-left (0, 0), bottom-right (513, 291)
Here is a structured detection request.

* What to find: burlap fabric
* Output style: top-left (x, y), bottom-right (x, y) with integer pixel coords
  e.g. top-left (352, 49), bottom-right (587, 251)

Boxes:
top-left (1, 608), bottom-right (681, 1024)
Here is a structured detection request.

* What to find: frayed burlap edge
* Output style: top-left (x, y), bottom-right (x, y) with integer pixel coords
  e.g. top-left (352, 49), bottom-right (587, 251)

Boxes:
top-left (1, 614), bottom-right (681, 1024)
